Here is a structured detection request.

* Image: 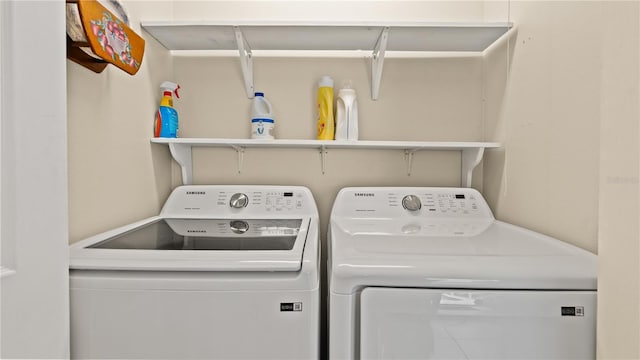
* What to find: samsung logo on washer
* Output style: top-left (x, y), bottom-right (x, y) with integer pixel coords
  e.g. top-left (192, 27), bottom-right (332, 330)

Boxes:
top-left (187, 230), bottom-right (207, 233)
top-left (354, 193), bottom-right (375, 197)
top-left (186, 191), bottom-right (206, 195)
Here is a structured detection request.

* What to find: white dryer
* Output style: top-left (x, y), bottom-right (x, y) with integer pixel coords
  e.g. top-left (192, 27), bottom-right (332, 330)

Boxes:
top-left (70, 185), bottom-right (319, 359)
top-left (329, 187), bottom-right (597, 359)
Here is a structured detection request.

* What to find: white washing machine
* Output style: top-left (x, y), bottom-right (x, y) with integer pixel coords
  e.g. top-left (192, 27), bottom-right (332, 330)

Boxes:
top-left (70, 185), bottom-right (319, 359)
top-left (329, 187), bottom-right (597, 359)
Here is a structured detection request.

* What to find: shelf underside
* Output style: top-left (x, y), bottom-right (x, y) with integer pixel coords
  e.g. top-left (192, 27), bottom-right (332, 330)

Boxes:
top-left (142, 22), bottom-right (512, 53)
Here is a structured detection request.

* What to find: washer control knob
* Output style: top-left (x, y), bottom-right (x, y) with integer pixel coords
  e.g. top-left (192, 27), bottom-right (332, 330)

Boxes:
top-left (402, 195), bottom-right (422, 212)
top-left (229, 193), bottom-right (249, 209)
top-left (230, 220), bottom-right (249, 234)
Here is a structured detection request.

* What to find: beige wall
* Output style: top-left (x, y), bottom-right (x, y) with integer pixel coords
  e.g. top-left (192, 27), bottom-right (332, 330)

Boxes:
top-left (482, 1), bottom-right (640, 357)
top-left (483, 1), bottom-right (600, 254)
top-left (597, 2), bottom-right (640, 358)
top-left (170, 1), bottom-right (485, 22)
top-left (67, 1), bottom-right (174, 242)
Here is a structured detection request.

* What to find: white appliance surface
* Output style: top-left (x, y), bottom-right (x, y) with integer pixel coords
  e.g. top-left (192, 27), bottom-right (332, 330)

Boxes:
top-left (329, 187), bottom-right (597, 359)
top-left (70, 185), bottom-right (320, 360)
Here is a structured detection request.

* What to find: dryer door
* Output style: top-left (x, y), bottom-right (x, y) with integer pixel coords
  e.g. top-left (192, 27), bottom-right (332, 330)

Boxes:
top-left (360, 287), bottom-right (595, 359)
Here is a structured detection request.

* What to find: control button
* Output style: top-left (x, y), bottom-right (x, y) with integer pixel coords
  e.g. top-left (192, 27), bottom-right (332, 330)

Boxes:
top-left (229, 220), bottom-right (249, 234)
top-left (229, 193), bottom-right (249, 208)
top-left (402, 195), bottom-right (422, 212)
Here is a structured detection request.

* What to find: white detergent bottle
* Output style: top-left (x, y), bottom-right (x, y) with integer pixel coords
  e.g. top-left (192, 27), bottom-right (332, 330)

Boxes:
top-left (335, 81), bottom-right (358, 141)
top-left (251, 92), bottom-right (275, 139)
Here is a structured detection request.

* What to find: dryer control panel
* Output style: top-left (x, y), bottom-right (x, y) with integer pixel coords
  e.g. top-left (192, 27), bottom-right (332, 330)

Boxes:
top-left (332, 187), bottom-right (494, 220)
top-left (161, 185), bottom-right (317, 218)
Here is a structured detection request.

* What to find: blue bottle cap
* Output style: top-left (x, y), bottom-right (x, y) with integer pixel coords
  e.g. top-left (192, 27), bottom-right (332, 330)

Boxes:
top-left (254, 92), bottom-right (264, 97)
top-left (251, 118), bottom-right (274, 123)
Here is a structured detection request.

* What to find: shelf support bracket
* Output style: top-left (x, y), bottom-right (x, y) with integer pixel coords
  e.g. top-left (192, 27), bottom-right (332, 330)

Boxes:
top-left (461, 147), bottom-right (485, 188)
top-left (404, 149), bottom-right (417, 176)
top-left (169, 143), bottom-right (193, 185)
top-left (234, 26), bottom-right (254, 98)
top-left (230, 145), bottom-right (245, 174)
top-left (371, 27), bottom-right (390, 100)
top-left (320, 145), bottom-right (328, 174)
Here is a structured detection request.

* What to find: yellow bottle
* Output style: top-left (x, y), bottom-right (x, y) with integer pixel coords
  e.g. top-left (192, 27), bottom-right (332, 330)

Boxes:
top-left (317, 75), bottom-right (335, 140)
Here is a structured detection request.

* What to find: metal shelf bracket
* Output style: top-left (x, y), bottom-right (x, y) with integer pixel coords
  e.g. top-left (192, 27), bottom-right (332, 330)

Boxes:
top-left (230, 145), bottom-right (245, 174)
top-left (320, 145), bottom-right (328, 174)
top-left (168, 143), bottom-right (193, 185)
top-left (461, 147), bottom-right (485, 188)
top-left (404, 149), bottom-right (417, 176)
top-left (371, 27), bottom-right (390, 100)
top-left (234, 26), bottom-right (254, 98)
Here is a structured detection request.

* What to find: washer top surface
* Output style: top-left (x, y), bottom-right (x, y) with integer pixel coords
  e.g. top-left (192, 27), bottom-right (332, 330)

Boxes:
top-left (70, 185), bottom-right (318, 272)
top-left (329, 187), bottom-right (597, 294)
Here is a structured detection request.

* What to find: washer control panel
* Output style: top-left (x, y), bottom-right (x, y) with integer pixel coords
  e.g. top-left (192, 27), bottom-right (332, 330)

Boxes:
top-left (334, 187), bottom-right (493, 220)
top-left (162, 185), bottom-right (316, 217)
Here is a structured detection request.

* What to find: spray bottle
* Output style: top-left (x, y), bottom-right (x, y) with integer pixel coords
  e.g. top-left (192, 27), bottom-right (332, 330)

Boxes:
top-left (154, 81), bottom-right (180, 138)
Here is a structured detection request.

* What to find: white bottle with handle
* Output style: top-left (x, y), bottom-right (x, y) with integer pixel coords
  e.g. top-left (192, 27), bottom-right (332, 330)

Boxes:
top-left (251, 92), bottom-right (275, 139)
top-left (335, 83), bottom-right (358, 141)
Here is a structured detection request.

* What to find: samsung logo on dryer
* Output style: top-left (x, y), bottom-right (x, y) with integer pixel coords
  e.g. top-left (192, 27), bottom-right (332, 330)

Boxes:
top-left (354, 193), bottom-right (375, 197)
top-left (186, 191), bottom-right (206, 195)
top-left (187, 230), bottom-right (207, 233)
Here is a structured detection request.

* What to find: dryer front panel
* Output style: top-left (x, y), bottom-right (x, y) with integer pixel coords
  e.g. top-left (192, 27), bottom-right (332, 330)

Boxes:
top-left (360, 287), bottom-right (596, 359)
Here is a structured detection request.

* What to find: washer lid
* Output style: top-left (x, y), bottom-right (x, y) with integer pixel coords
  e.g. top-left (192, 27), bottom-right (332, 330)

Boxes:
top-left (70, 216), bottom-right (311, 271)
top-left (329, 219), bottom-right (597, 294)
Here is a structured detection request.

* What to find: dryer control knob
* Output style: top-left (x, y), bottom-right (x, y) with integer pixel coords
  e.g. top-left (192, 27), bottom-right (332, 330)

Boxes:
top-left (229, 193), bottom-right (249, 208)
top-left (402, 195), bottom-right (422, 212)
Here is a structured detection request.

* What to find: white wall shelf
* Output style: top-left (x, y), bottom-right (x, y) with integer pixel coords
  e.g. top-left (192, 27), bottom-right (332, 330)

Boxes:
top-left (151, 138), bottom-right (500, 187)
top-left (141, 21), bottom-right (513, 99)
